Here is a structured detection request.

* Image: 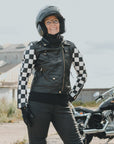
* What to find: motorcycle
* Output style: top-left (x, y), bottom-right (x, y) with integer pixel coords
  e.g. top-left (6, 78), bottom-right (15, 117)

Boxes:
top-left (70, 87), bottom-right (114, 144)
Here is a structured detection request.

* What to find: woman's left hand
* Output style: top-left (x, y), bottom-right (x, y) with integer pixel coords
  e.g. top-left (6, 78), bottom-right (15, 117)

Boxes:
top-left (68, 90), bottom-right (78, 102)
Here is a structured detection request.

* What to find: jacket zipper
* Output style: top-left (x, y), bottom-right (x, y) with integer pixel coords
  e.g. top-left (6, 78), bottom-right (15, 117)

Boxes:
top-left (62, 45), bottom-right (65, 91)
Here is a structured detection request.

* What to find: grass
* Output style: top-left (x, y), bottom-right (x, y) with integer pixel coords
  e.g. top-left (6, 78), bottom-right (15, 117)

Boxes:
top-left (0, 98), bottom-right (22, 123)
top-left (72, 100), bottom-right (101, 107)
top-left (13, 138), bottom-right (27, 144)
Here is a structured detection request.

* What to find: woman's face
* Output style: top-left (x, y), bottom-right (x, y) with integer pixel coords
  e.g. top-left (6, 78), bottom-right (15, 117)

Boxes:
top-left (44, 15), bottom-right (60, 35)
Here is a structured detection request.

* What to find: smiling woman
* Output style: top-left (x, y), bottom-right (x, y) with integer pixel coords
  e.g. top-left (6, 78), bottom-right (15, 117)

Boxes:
top-left (17, 5), bottom-right (87, 144)
top-left (44, 16), bottom-right (60, 35)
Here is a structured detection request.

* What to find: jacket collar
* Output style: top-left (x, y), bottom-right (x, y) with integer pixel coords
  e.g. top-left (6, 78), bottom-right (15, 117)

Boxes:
top-left (41, 37), bottom-right (70, 47)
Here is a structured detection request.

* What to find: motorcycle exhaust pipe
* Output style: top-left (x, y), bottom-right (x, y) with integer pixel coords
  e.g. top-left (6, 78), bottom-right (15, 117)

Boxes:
top-left (84, 129), bottom-right (105, 134)
top-left (106, 131), bottom-right (114, 136)
top-left (84, 120), bottom-right (109, 134)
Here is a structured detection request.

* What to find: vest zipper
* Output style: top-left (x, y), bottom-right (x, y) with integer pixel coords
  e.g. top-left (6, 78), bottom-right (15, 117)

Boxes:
top-left (62, 45), bottom-right (65, 91)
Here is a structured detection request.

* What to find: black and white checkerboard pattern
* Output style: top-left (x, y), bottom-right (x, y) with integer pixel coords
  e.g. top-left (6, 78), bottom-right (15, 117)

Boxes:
top-left (17, 43), bottom-right (87, 108)
top-left (17, 43), bottom-right (36, 108)
top-left (70, 47), bottom-right (87, 98)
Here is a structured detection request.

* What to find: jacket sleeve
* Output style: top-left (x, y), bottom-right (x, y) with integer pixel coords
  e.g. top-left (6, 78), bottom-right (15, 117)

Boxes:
top-left (17, 43), bottom-right (36, 109)
top-left (71, 47), bottom-right (87, 97)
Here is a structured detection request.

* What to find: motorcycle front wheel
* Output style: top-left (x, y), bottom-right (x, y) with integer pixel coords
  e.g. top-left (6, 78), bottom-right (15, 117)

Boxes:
top-left (104, 110), bottom-right (114, 131)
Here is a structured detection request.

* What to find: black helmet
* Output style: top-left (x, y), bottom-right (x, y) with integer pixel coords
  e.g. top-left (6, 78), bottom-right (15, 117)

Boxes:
top-left (36, 6), bottom-right (65, 36)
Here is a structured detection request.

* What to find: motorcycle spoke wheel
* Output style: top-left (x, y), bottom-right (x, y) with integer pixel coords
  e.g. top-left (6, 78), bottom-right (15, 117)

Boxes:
top-left (105, 110), bottom-right (114, 131)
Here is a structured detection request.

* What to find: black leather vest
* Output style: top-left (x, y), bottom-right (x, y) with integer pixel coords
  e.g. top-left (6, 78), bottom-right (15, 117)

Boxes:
top-left (30, 39), bottom-right (74, 94)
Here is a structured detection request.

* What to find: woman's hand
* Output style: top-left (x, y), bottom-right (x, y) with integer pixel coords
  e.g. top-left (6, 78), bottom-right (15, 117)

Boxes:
top-left (68, 90), bottom-right (78, 102)
top-left (21, 105), bottom-right (35, 127)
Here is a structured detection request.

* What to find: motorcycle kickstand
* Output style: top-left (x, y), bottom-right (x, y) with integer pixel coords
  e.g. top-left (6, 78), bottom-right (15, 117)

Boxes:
top-left (105, 137), bottom-right (113, 144)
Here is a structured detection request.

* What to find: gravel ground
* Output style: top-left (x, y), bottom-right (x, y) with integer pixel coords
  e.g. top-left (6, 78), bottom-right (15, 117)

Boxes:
top-left (0, 121), bottom-right (114, 144)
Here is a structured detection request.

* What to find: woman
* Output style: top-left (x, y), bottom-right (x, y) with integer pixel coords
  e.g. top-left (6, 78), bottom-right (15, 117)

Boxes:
top-left (17, 6), bottom-right (87, 144)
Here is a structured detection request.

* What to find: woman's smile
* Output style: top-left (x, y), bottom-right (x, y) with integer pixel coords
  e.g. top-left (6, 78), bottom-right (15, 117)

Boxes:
top-left (44, 15), bottom-right (60, 35)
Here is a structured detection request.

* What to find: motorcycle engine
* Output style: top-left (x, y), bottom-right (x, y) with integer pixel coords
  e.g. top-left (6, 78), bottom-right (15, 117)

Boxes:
top-left (89, 113), bottom-right (103, 129)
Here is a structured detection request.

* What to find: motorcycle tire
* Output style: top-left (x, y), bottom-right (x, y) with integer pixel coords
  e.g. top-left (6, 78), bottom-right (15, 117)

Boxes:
top-left (75, 115), bottom-right (93, 144)
top-left (104, 110), bottom-right (114, 132)
top-left (83, 134), bottom-right (93, 144)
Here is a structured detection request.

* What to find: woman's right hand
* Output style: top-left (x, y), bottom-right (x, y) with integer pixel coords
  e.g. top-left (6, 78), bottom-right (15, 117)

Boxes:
top-left (21, 105), bottom-right (35, 127)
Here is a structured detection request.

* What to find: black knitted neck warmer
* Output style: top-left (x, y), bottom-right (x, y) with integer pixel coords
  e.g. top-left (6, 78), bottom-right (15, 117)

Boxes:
top-left (43, 33), bottom-right (63, 47)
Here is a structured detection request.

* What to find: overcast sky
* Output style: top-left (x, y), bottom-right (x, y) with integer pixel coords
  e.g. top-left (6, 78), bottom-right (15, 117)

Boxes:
top-left (0, 0), bottom-right (114, 88)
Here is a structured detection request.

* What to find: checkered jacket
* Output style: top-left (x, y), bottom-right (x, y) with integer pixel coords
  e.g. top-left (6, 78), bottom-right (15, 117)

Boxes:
top-left (17, 42), bottom-right (87, 109)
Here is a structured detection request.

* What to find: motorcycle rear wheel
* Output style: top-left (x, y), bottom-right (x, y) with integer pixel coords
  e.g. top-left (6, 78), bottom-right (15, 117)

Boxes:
top-left (83, 134), bottom-right (93, 144)
top-left (75, 111), bottom-right (93, 144)
top-left (75, 116), bottom-right (93, 144)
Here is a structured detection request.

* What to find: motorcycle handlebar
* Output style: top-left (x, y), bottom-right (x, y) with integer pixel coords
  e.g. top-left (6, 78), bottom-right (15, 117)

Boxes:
top-left (95, 95), bottom-right (103, 102)
top-left (102, 87), bottom-right (114, 97)
top-left (95, 87), bottom-right (114, 102)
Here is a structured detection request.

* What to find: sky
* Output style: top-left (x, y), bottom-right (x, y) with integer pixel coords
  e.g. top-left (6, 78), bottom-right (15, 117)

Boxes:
top-left (0, 0), bottom-right (114, 88)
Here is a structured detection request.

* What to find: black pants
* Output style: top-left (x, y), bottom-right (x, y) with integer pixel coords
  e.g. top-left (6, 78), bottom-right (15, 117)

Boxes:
top-left (27, 101), bottom-right (83, 144)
